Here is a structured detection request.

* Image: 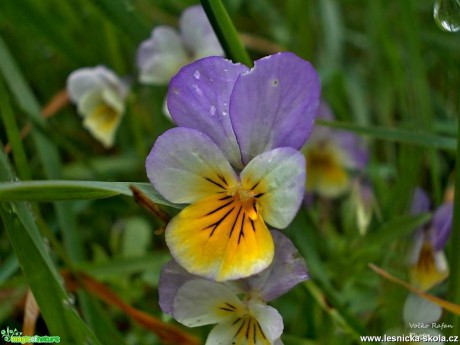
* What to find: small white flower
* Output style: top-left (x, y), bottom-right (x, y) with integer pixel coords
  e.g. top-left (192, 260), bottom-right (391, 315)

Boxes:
top-left (136, 5), bottom-right (224, 86)
top-left (67, 66), bottom-right (128, 148)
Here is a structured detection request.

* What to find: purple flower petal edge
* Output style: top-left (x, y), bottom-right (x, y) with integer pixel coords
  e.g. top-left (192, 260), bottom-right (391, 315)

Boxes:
top-left (158, 260), bottom-right (196, 315)
top-left (411, 187), bottom-right (431, 215)
top-left (431, 202), bottom-right (453, 251)
top-left (230, 52), bottom-right (321, 164)
top-left (242, 230), bottom-right (309, 301)
top-left (167, 56), bottom-right (249, 169)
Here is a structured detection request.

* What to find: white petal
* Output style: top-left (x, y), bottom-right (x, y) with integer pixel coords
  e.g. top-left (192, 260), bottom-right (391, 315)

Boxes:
top-left (179, 5), bottom-right (224, 59)
top-left (67, 66), bottom-right (122, 103)
top-left (240, 148), bottom-right (306, 228)
top-left (146, 127), bottom-right (238, 204)
top-left (403, 293), bottom-right (442, 324)
top-left (173, 279), bottom-right (244, 327)
top-left (249, 302), bottom-right (284, 343)
top-left (205, 302), bottom-right (283, 345)
top-left (137, 27), bottom-right (189, 85)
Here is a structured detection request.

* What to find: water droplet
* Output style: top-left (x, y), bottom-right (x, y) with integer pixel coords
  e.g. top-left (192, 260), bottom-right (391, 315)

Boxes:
top-left (434, 0), bottom-right (460, 32)
top-left (209, 105), bottom-right (216, 115)
top-left (222, 110), bottom-right (228, 116)
top-left (192, 84), bottom-right (203, 96)
top-left (193, 70), bottom-right (200, 79)
top-left (63, 294), bottom-right (75, 307)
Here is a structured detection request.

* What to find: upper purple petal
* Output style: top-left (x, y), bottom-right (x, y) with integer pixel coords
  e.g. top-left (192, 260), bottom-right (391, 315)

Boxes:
top-left (167, 57), bottom-right (249, 169)
top-left (229, 52), bottom-right (321, 164)
top-left (241, 230), bottom-right (309, 301)
top-left (431, 201), bottom-right (453, 251)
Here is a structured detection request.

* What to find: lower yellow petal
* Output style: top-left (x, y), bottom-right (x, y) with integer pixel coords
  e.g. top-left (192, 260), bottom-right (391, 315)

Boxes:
top-left (83, 104), bottom-right (121, 147)
top-left (410, 241), bottom-right (449, 291)
top-left (305, 144), bottom-right (350, 197)
top-left (165, 193), bottom-right (274, 281)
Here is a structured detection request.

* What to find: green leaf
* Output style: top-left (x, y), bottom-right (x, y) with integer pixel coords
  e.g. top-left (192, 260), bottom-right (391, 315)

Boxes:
top-left (317, 120), bottom-right (457, 151)
top-left (448, 114), bottom-right (460, 333)
top-left (0, 151), bottom-right (103, 345)
top-left (0, 180), bottom-right (181, 208)
top-left (0, 33), bottom-right (84, 260)
top-left (76, 254), bottom-right (171, 280)
top-left (201, 0), bottom-right (253, 66)
top-left (355, 213), bottom-right (432, 258)
top-left (0, 77), bottom-right (31, 181)
top-left (0, 1), bottom-right (86, 65)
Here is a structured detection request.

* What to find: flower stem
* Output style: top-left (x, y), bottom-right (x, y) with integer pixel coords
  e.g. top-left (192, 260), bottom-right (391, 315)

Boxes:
top-left (200, 0), bottom-right (253, 67)
top-left (448, 114), bottom-right (460, 333)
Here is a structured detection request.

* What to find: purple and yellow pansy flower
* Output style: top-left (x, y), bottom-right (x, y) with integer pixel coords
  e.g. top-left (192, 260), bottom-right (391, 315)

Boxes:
top-left (146, 52), bottom-right (320, 281)
top-left (158, 231), bottom-right (309, 345)
top-left (409, 188), bottom-right (453, 291)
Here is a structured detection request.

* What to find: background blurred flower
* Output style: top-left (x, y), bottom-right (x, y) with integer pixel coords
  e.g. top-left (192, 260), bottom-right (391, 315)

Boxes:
top-left (303, 102), bottom-right (368, 198)
top-left (158, 231), bottom-right (308, 345)
top-left (349, 178), bottom-right (379, 235)
top-left (136, 5), bottom-right (223, 86)
top-left (66, 66), bottom-right (128, 148)
top-left (408, 188), bottom-right (453, 291)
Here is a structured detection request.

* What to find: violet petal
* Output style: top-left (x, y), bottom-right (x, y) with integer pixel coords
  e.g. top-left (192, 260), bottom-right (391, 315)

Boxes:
top-left (167, 56), bottom-right (249, 169)
top-left (230, 52), bottom-right (320, 164)
top-left (431, 201), bottom-right (453, 251)
top-left (243, 230), bottom-right (309, 301)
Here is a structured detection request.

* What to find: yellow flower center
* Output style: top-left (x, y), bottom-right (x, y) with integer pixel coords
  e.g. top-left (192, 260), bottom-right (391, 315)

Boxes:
top-left (226, 184), bottom-right (260, 221)
top-left (410, 241), bottom-right (448, 290)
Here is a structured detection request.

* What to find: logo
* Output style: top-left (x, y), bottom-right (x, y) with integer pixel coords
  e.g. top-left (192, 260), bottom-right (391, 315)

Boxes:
top-left (1, 327), bottom-right (22, 342)
top-left (1, 327), bottom-right (60, 344)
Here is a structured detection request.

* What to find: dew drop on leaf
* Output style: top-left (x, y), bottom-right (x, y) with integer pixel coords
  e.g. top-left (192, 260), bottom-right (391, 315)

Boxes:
top-left (434, 0), bottom-right (460, 32)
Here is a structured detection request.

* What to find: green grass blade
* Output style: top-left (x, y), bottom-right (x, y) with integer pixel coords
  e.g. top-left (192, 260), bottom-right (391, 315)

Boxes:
top-left (317, 120), bottom-right (457, 151)
top-left (0, 180), bottom-right (180, 208)
top-left (89, 0), bottom-right (150, 42)
top-left (77, 254), bottom-right (170, 280)
top-left (1, 1), bottom-right (86, 65)
top-left (359, 213), bottom-right (431, 252)
top-left (201, 0), bottom-right (253, 66)
top-left (448, 112), bottom-right (460, 334)
top-left (0, 77), bottom-right (31, 181)
top-left (0, 150), bottom-right (103, 344)
top-left (0, 33), bottom-right (85, 260)
top-left (0, 32), bottom-right (120, 333)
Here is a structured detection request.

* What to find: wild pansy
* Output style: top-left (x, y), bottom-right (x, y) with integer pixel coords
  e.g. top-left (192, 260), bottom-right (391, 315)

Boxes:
top-left (158, 231), bottom-right (308, 345)
top-left (408, 188), bottom-right (453, 291)
top-left (146, 52), bottom-right (320, 281)
top-left (136, 5), bottom-right (223, 86)
top-left (67, 66), bottom-right (128, 148)
top-left (303, 102), bottom-right (368, 198)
